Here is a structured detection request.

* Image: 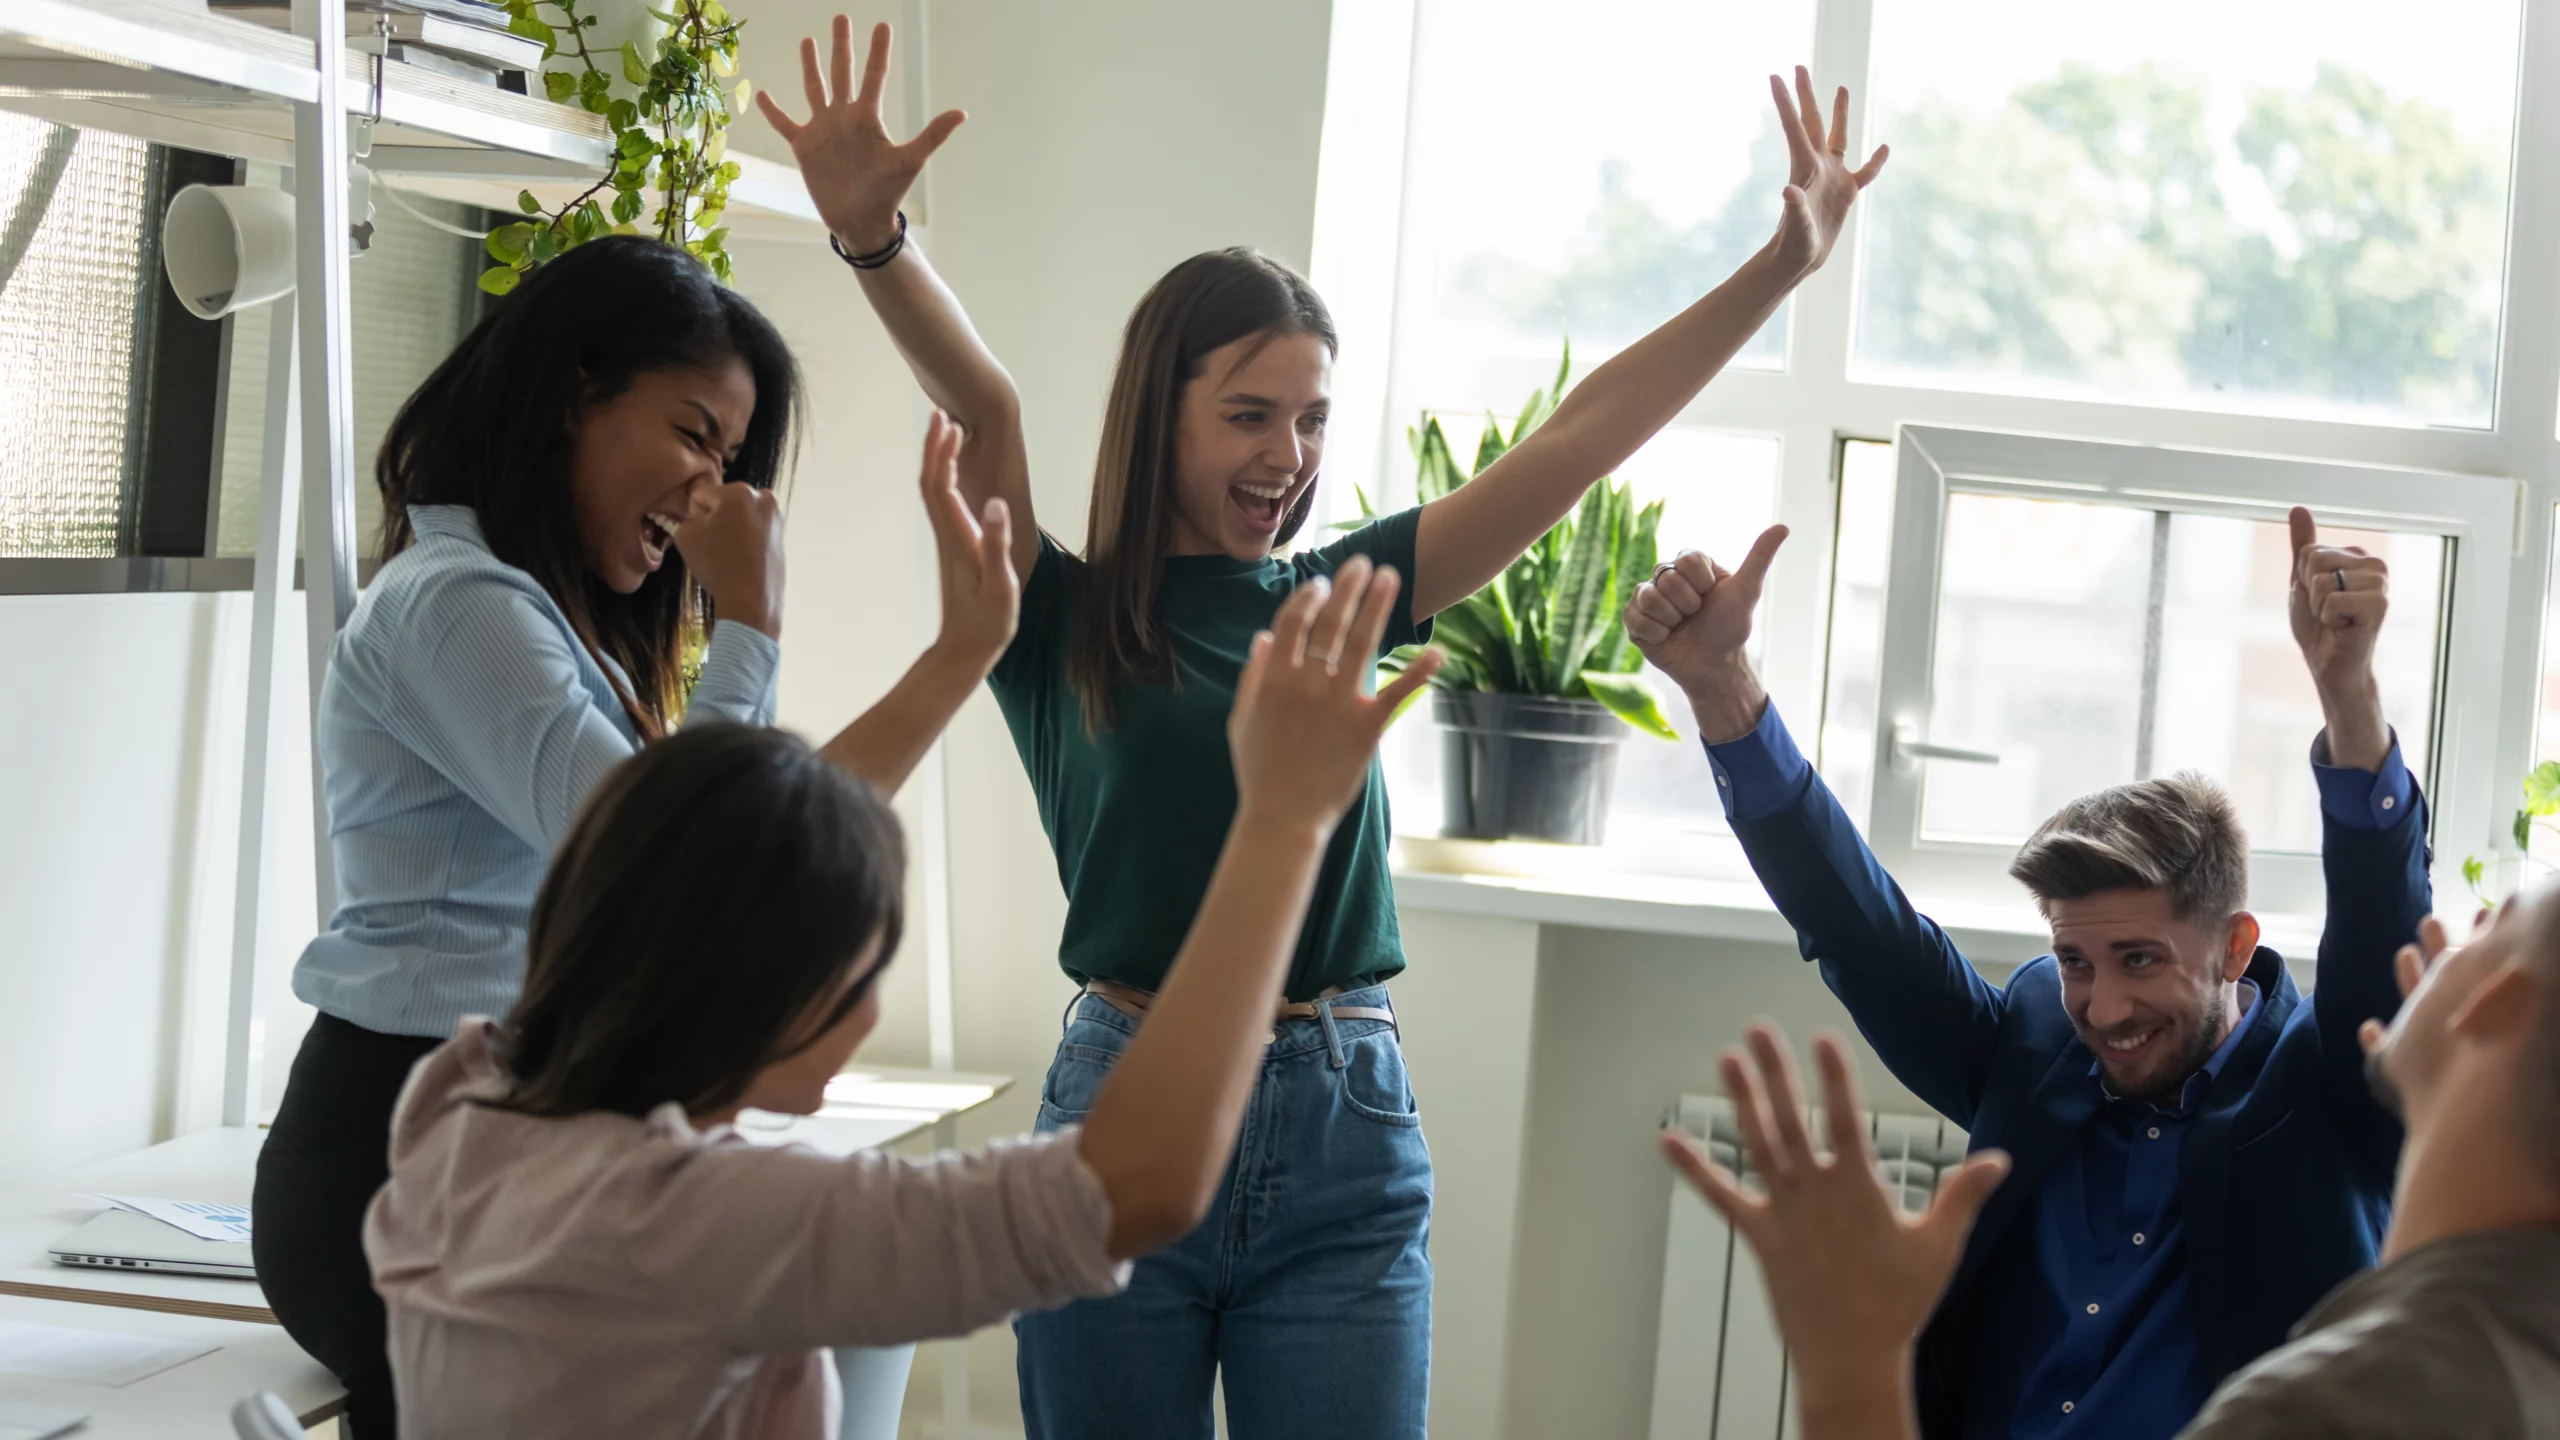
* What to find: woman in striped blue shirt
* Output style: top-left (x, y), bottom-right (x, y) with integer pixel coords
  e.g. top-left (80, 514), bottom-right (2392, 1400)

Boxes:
top-left (250, 234), bottom-right (1018, 1439)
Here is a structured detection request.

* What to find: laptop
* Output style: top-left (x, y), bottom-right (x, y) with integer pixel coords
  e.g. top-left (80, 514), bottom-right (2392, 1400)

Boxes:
top-left (47, 1210), bottom-right (256, 1281)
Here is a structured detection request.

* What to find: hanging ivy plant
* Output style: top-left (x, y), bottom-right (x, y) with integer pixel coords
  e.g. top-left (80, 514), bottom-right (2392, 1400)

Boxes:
top-left (482, 0), bottom-right (755, 293)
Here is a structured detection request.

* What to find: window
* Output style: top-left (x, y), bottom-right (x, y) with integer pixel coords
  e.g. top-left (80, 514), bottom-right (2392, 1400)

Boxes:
top-left (1867, 426), bottom-right (2507, 913)
top-left (1338, 0), bottom-right (2554, 909)
top-left (2526, 504), bottom-right (2560, 870)
top-left (0, 125), bottom-right (490, 580)
top-left (1818, 438), bottom-right (1896, 824)
top-left (1857, 0), bottom-right (2523, 425)
top-left (0, 116), bottom-right (169, 557)
top-left (1395, 0), bottom-right (1816, 396)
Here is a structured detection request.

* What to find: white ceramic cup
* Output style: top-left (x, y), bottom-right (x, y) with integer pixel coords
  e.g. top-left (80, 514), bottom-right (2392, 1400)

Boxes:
top-left (162, 183), bottom-right (297, 320)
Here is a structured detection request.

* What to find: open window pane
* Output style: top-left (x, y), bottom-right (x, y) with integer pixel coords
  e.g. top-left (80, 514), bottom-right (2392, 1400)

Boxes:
top-left (1402, 0), bottom-right (1815, 380)
top-left (1918, 495), bottom-right (2444, 851)
top-left (2153, 515), bottom-right (2440, 853)
top-left (1919, 496), bottom-right (2155, 842)
top-left (1820, 438), bottom-right (1899, 822)
top-left (1857, 0), bottom-right (2520, 426)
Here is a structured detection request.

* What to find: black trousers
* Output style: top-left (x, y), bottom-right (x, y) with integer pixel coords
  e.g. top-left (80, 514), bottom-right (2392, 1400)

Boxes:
top-left (253, 1012), bottom-right (440, 1440)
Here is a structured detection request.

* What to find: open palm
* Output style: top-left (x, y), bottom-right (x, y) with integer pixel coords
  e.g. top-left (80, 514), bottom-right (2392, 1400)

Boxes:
top-left (756, 17), bottom-right (960, 253)
top-left (1769, 66), bottom-right (1888, 278)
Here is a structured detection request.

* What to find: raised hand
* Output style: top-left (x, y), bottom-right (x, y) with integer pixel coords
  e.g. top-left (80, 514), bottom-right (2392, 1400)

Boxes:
top-left (1769, 66), bottom-right (1889, 279)
top-left (2286, 505), bottom-right (2391, 769)
top-left (1622, 525), bottom-right (1787, 743)
top-left (1660, 1024), bottom-right (2008, 1440)
top-left (1230, 558), bottom-right (1443, 837)
top-left (676, 481), bottom-right (785, 640)
top-left (755, 18), bottom-right (962, 255)
top-left (918, 411), bottom-right (1017, 674)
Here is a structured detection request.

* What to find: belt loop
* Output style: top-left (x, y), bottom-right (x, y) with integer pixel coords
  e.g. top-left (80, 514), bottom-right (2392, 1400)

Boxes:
top-left (1059, 988), bottom-right (1084, 1036)
top-left (1317, 998), bottom-right (1348, 1069)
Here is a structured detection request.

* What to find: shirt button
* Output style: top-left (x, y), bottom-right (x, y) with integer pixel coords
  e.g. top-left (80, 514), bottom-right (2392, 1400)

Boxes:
top-left (2086, 1302), bottom-right (2101, 1315)
top-left (2132, 1232), bottom-right (2147, 1246)
top-left (2147, 1126), bottom-right (2162, 1139)
top-left (2381, 795), bottom-right (2396, 811)
top-left (2062, 1402), bottom-right (2076, 1415)
top-left (1717, 774), bottom-right (1728, 786)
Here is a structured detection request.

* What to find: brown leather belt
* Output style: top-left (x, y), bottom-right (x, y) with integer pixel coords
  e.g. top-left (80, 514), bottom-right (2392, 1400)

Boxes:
top-left (1081, 978), bottom-right (1395, 1030)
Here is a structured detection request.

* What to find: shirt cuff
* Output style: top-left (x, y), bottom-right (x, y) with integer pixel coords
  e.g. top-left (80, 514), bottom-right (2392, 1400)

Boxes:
top-left (690, 620), bottom-right (783, 726)
top-left (1702, 700), bottom-right (1814, 823)
top-left (2310, 728), bottom-right (2414, 831)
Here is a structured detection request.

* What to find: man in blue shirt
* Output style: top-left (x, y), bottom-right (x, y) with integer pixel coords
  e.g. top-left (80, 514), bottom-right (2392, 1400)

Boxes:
top-left (1621, 507), bottom-right (2424, 1440)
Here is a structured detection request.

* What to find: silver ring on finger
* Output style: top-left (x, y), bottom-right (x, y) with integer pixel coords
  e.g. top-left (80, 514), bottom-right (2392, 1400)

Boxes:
top-left (2333, 568), bottom-right (2348, 592)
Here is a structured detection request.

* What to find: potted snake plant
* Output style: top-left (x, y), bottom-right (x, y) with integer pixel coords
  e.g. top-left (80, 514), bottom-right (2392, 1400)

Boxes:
top-left (1355, 343), bottom-right (1679, 844)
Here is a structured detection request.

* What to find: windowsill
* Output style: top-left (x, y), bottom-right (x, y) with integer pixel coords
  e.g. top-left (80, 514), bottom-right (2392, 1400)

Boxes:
top-left (1393, 841), bottom-right (2327, 968)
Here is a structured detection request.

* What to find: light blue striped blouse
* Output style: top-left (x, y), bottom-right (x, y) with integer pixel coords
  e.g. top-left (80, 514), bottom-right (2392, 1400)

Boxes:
top-left (292, 504), bottom-right (781, 1037)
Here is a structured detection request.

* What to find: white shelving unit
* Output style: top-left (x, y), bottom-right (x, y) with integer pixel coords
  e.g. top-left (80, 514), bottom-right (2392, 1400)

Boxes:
top-left (0, 0), bottom-right (823, 1125)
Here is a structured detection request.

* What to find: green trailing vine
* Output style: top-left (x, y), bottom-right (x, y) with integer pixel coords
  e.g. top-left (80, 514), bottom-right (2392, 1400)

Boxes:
top-left (483, 0), bottom-right (754, 292)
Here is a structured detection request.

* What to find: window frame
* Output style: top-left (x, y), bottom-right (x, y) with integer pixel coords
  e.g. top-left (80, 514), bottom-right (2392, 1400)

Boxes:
top-left (1868, 424), bottom-right (2513, 914)
top-left (1326, 0), bottom-right (2560, 905)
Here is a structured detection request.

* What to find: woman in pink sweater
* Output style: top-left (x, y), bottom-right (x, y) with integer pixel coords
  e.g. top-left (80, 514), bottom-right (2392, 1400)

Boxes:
top-left (363, 555), bottom-right (1437, 1439)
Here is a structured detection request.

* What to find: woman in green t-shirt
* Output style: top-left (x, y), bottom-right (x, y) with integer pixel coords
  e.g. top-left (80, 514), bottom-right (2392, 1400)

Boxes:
top-left (758, 19), bottom-right (1885, 1436)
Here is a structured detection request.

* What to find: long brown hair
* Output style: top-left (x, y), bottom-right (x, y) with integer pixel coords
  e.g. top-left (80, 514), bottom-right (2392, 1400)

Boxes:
top-left (377, 237), bottom-right (801, 739)
top-left (495, 723), bottom-right (905, 1120)
top-left (1067, 247), bottom-right (1335, 733)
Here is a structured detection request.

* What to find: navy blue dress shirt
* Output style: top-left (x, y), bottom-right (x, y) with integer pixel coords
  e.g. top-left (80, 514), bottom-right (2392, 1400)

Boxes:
top-left (1703, 702), bottom-right (2415, 1440)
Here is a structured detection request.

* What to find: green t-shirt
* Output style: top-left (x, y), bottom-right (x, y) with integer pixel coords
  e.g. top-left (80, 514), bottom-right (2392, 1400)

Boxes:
top-left (987, 508), bottom-right (1431, 1001)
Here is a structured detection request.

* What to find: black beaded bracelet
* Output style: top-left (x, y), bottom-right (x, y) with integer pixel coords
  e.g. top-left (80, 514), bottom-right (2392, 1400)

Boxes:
top-left (829, 211), bottom-right (908, 271)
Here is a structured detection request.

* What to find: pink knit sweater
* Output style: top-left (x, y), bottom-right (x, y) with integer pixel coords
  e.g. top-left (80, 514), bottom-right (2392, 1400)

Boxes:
top-left (364, 1019), bottom-right (1129, 1438)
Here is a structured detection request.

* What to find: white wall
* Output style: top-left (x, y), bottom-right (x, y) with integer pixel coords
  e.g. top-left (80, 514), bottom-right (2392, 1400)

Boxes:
top-left (0, 589), bottom-right (315, 1189)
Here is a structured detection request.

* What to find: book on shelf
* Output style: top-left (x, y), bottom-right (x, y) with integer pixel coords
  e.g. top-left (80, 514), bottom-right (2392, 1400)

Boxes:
top-left (213, 0), bottom-right (509, 23)
top-left (211, 2), bottom-right (548, 74)
top-left (357, 39), bottom-right (511, 88)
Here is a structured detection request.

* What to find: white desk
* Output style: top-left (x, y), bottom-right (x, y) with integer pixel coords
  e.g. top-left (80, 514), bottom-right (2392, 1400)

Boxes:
top-left (0, 1066), bottom-right (1011, 1436)
top-left (0, 1129), bottom-right (272, 1325)
top-left (0, 1294), bottom-right (338, 1438)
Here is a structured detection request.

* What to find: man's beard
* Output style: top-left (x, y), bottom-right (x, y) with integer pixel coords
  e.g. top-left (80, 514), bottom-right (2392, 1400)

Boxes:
top-left (2092, 985), bottom-right (2227, 1105)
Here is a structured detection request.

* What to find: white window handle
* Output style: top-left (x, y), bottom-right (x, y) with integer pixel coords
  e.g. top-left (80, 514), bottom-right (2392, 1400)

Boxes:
top-left (1891, 719), bottom-right (2001, 771)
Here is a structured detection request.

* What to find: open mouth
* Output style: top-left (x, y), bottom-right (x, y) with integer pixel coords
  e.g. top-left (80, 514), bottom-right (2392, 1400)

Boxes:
top-left (638, 511), bottom-right (680, 571)
top-left (1228, 479), bottom-right (1292, 535)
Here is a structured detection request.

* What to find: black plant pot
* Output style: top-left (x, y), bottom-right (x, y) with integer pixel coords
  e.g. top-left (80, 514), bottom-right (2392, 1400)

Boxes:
top-left (1434, 691), bottom-right (1628, 845)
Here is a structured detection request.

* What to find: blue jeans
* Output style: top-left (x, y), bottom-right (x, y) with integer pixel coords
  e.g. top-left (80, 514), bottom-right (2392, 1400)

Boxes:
top-left (1014, 983), bottom-right (1433, 1439)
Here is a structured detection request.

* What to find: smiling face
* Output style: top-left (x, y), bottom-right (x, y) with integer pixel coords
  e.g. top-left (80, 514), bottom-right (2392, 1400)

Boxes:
top-left (567, 359), bottom-right (755, 593)
top-left (2050, 886), bottom-right (2256, 1103)
top-left (1163, 329), bottom-right (1331, 559)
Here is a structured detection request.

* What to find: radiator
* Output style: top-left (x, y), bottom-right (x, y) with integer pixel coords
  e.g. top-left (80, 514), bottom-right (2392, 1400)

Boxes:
top-left (1647, 1095), bottom-right (1971, 1440)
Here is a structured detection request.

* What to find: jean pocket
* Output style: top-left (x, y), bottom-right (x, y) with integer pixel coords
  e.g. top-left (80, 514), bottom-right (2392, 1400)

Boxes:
top-left (1336, 1031), bottom-right (1421, 1128)
top-left (1037, 1041), bottom-right (1121, 1130)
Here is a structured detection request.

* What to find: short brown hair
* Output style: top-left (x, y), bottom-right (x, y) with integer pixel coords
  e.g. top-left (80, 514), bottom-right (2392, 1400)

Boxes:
top-left (2008, 772), bottom-right (2248, 927)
